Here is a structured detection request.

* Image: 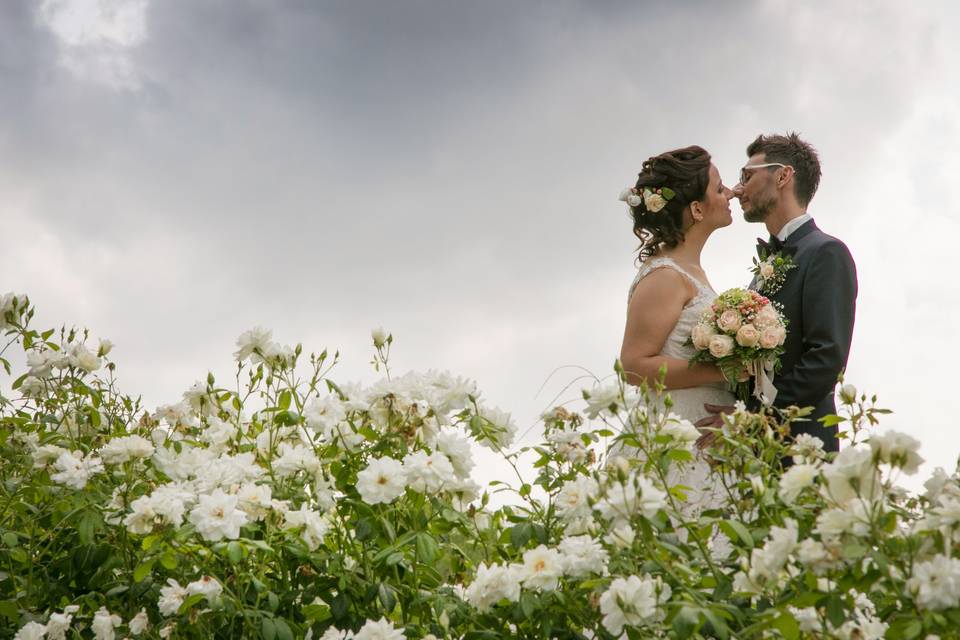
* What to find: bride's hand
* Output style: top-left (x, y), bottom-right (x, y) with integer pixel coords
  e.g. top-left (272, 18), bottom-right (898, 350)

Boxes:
top-left (721, 367), bottom-right (751, 384)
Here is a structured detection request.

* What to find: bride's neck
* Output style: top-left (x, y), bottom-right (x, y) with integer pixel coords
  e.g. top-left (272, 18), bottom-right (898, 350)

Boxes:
top-left (663, 231), bottom-right (708, 266)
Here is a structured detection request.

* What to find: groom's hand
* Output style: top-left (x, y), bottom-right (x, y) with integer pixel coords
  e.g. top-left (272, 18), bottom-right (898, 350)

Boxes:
top-left (696, 403), bottom-right (736, 426)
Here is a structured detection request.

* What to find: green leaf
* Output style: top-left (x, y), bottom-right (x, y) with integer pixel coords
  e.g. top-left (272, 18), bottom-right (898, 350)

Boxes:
top-left (841, 543), bottom-right (868, 560)
top-left (267, 591), bottom-right (280, 612)
top-left (260, 616), bottom-right (277, 640)
top-left (667, 449), bottom-right (695, 463)
top-left (672, 606), bottom-right (700, 637)
top-left (416, 533), bottom-right (439, 564)
top-left (820, 414), bottom-right (845, 426)
top-left (278, 390), bottom-right (292, 411)
top-left (703, 608), bottom-right (730, 640)
top-left (274, 619), bottom-right (294, 640)
top-left (510, 523), bottom-right (532, 549)
top-left (227, 540), bottom-right (244, 564)
top-left (141, 533), bottom-right (162, 551)
top-left (378, 583), bottom-right (397, 612)
top-left (773, 611), bottom-right (800, 640)
top-left (331, 593), bottom-right (349, 621)
top-left (303, 603), bottom-right (331, 623)
top-left (133, 558), bottom-right (156, 583)
top-left (77, 509), bottom-right (101, 545)
top-left (246, 539), bottom-right (275, 554)
top-left (898, 618), bottom-right (924, 640)
top-left (825, 595), bottom-right (846, 628)
top-left (2, 532), bottom-right (19, 548)
top-left (719, 520), bottom-right (754, 548)
top-left (0, 600), bottom-right (18, 622)
top-left (179, 593), bottom-right (206, 615)
top-left (520, 591), bottom-right (537, 618)
top-left (159, 550), bottom-right (178, 570)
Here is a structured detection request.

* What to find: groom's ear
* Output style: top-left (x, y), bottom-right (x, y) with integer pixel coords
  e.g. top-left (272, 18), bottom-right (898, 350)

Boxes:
top-left (777, 165), bottom-right (795, 188)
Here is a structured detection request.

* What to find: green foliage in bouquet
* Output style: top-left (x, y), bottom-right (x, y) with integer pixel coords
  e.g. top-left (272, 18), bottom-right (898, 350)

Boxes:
top-left (1, 293), bottom-right (959, 640)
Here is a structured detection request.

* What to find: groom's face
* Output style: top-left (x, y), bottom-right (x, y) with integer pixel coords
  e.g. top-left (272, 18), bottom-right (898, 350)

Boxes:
top-left (736, 153), bottom-right (779, 223)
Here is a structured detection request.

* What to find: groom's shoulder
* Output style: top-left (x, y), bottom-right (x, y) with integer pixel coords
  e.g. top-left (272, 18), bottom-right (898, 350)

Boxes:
top-left (802, 225), bottom-right (857, 273)
top-left (803, 223), bottom-right (853, 256)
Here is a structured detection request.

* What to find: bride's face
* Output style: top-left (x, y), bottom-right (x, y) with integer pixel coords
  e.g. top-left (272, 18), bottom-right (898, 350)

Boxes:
top-left (697, 164), bottom-right (734, 229)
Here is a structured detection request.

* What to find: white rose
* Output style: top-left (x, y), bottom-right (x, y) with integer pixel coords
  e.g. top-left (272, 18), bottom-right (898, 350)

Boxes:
top-left (840, 384), bottom-right (858, 404)
top-left (14, 622), bottom-right (46, 640)
top-left (618, 188), bottom-right (634, 202)
top-left (642, 192), bottom-right (667, 212)
top-left (869, 430), bottom-right (924, 475)
top-left (778, 463), bottom-right (818, 504)
top-left (98, 339), bottom-right (114, 357)
top-left (735, 324), bottom-right (760, 348)
top-left (604, 523), bottom-right (636, 549)
top-left (759, 261), bottom-right (775, 279)
top-left (753, 304), bottom-right (780, 329)
top-left (68, 344), bottom-right (102, 372)
top-left (371, 327), bottom-right (387, 348)
top-left (708, 334), bottom-right (735, 358)
top-left (129, 609), bottom-right (149, 635)
top-left (661, 414), bottom-right (701, 443)
top-left (691, 323), bottom-right (717, 350)
top-left (716, 309), bottom-right (742, 333)
top-left (626, 194), bottom-right (642, 207)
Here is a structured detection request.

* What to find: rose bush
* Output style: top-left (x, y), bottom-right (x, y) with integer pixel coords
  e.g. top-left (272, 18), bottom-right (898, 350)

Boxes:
top-left (1, 293), bottom-right (958, 639)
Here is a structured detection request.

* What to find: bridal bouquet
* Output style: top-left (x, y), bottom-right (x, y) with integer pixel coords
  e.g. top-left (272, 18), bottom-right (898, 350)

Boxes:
top-left (689, 288), bottom-right (787, 403)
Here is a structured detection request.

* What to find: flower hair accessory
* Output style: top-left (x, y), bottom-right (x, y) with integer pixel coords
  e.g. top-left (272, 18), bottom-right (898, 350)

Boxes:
top-left (618, 186), bottom-right (676, 213)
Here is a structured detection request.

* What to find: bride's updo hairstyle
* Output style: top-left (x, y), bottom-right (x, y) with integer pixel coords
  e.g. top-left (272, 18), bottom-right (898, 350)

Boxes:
top-left (627, 145), bottom-right (711, 261)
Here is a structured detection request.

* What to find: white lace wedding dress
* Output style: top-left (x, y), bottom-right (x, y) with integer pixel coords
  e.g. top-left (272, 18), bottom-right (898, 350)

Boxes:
top-left (623, 257), bottom-right (736, 550)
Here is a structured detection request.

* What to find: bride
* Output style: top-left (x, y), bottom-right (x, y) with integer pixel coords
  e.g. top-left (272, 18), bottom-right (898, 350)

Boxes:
top-left (618, 145), bottom-right (737, 521)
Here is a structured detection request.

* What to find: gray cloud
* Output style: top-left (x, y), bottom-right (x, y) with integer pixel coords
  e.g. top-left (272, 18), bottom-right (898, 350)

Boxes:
top-left (2, 0), bottom-right (959, 488)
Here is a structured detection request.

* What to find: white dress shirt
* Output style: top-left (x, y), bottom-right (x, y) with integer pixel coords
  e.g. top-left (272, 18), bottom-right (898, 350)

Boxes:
top-left (776, 213), bottom-right (812, 242)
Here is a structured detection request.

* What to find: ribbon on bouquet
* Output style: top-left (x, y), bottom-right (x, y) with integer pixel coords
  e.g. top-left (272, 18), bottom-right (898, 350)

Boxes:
top-left (748, 357), bottom-right (778, 406)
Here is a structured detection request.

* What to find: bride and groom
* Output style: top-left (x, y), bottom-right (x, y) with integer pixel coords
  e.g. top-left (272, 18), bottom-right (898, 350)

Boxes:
top-left (618, 133), bottom-right (858, 458)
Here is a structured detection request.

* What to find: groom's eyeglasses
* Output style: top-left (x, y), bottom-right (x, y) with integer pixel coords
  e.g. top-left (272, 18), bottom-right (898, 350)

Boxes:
top-left (739, 163), bottom-right (791, 185)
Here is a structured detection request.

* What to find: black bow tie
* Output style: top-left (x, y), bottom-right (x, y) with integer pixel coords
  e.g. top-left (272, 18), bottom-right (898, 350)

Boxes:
top-left (756, 236), bottom-right (795, 259)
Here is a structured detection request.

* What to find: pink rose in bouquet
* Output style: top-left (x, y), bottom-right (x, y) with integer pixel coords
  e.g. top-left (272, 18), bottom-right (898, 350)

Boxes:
top-left (688, 288), bottom-right (787, 403)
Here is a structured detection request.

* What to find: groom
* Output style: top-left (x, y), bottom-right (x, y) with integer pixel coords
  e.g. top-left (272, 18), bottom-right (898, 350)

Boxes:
top-left (735, 133), bottom-right (857, 452)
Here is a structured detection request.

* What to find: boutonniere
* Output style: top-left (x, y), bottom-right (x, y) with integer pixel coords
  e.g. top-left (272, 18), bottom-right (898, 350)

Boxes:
top-left (751, 246), bottom-right (797, 295)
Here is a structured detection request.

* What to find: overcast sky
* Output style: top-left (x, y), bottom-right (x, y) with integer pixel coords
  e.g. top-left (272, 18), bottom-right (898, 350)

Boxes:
top-left (3, 0), bottom-right (958, 491)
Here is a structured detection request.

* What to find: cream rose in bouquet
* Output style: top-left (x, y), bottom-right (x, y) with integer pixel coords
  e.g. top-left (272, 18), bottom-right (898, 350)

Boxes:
top-left (689, 288), bottom-right (787, 403)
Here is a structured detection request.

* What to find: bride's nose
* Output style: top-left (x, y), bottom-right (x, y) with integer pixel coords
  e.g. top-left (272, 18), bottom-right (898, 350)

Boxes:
top-left (731, 183), bottom-right (744, 198)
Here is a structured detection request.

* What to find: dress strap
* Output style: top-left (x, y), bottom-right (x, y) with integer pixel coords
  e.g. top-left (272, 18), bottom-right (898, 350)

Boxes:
top-left (628, 256), bottom-right (711, 302)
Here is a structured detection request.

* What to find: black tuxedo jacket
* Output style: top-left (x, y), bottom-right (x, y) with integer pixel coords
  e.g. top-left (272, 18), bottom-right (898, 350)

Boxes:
top-left (749, 219), bottom-right (858, 451)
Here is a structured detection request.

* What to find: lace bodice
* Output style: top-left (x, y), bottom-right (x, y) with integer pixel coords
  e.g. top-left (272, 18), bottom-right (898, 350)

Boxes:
top-left (628, 256), bottom-right (717, 363)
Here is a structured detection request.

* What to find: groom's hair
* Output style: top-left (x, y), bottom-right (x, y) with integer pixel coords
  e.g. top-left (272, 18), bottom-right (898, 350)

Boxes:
top-left (747, 133), bottom-right (821, 207)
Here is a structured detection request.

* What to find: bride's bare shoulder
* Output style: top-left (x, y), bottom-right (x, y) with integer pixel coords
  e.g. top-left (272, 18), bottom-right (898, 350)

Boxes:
top-left (629, 262), bottom-right (695, 306)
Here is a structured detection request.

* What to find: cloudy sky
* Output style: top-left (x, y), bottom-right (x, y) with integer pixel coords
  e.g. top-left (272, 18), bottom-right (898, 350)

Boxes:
top-left (3, 0), bottom-right (958, 490)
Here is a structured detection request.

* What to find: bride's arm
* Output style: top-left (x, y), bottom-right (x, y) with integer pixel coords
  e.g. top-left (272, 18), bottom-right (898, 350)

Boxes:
top-left (620, 268), bottom-right (725, 389)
